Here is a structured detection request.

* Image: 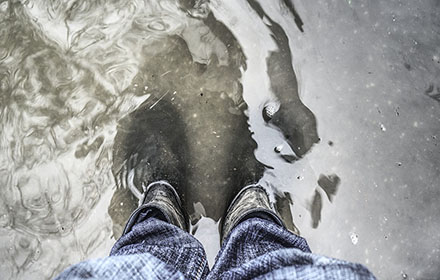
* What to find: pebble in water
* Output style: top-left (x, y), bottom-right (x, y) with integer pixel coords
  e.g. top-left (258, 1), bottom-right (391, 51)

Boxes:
top-left (263, 103), bottom-right (278, 122)
top-left (401, 271), bottom-right (408, 279)
top-left (274, 144), bottom-right (283, 153)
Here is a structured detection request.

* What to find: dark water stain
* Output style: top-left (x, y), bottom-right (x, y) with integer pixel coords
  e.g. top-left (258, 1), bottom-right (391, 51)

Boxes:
top-left (317, 174), bottom-right (340, 202)
top-left (306, 174), bottom-right (340, 228)
top-left (424, 84), bottom-right (440, 103)
top-left (310, 190), bottom-right (322, 228)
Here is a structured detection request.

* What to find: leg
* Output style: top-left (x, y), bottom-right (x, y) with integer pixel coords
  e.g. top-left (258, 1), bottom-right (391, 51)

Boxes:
top-left (55, 183), bottom-right (209, 280)
top-left (108, 98), bottom-right (210, 278)
top-left (111, 182), bottom-right (209, 280)
top-left (210, 217), bottom-right (309, 278)
top-left (110, 213), bottom-right (208, 279)
top-left (210, 186), bottom-right (376, 279)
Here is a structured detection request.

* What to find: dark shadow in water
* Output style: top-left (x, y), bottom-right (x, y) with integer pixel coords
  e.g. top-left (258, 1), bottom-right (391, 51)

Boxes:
top-left (281, 0), bottom-right (305, 32)
top-left (108, 2), bottom-right (321, 237)
top-left (275, 192), bottom-right (300, 234)
top-left (317, 174), bottom-right (340, 202)
top-left (247, 0), bottom-right (325, 228)
top-left (247, 0), bottom-right (319, 159)
top-left (108, 36), bottom-right (264, 237)
top-left (310, 190), bottom-right (322, 229)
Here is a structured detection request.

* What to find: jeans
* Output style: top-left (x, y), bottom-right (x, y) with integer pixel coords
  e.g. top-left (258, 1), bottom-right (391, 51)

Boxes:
top-left (56, 208), bottom-right (376, 279)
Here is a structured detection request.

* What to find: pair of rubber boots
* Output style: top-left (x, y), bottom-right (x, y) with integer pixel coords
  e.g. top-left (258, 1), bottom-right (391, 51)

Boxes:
top-left (122, 181), bottom-right (296, 244)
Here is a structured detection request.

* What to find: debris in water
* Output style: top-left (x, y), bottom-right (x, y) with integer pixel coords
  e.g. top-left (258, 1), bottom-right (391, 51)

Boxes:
top-left (160, 70), bottom-right (171, 77)
top-left (424, 84), bottom-right (440, 103)
top-left (274, 144), bottom-right (283, 153)
top-left (280, 154), bottom-right (296, 163)
top-left (401, 271), bottom-right (408, 279)
top-left (350, 232), bottom-right (359, 245)
top-left (149, 90), bottom-right (169, 109)
top-left (262, 103), bottom-right (278, 122)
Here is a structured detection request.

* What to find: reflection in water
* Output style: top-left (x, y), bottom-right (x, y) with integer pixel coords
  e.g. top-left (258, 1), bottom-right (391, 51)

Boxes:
top-left (247, 0), bottom-right (319, 158)
top-left (1, 0), bottom-right (329, 278)
top-left (109, 0), bottom-right (322, 237)
top-left (110, 33), bottom-right (265, 236)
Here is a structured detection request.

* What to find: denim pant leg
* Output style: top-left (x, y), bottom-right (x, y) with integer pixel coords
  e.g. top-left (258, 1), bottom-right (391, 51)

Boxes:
top-left (110, 209), bottom-right (209, 280)
top-left (209, 217), bottom-right (375, 279)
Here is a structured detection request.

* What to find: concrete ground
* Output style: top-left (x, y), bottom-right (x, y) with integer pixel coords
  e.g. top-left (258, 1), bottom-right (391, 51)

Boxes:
top-left (278, 1), bottom-right (440, 278)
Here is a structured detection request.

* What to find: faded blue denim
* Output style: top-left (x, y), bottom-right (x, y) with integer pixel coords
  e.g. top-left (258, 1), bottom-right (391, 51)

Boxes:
top-left (56, 210), bottom-right (376, 279)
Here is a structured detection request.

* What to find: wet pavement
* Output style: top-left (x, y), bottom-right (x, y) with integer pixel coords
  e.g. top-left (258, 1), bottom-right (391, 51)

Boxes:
top-left (1, 0), bottom-right (439, 279)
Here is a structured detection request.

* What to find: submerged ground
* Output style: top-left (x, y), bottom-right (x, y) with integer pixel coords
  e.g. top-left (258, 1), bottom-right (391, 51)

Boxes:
top-left (0, 0), bottom-right (439, 279)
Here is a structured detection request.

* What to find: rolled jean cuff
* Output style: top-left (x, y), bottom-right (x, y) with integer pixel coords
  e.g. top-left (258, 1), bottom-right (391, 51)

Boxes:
top-left (122, 206), bottom-right (166, 235)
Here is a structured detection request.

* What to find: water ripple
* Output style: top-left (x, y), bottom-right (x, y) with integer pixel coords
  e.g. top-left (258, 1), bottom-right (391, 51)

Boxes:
top-left (0, 0), bottom-right (323, 278)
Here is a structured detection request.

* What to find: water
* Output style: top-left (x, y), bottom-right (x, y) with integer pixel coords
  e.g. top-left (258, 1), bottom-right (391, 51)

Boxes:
top-left (1, 0), bottom-right (440, 279)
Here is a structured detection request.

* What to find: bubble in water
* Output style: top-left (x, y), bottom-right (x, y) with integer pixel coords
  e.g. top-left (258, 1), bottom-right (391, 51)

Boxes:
top-left (33, 249), bottom-right (41, 261)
